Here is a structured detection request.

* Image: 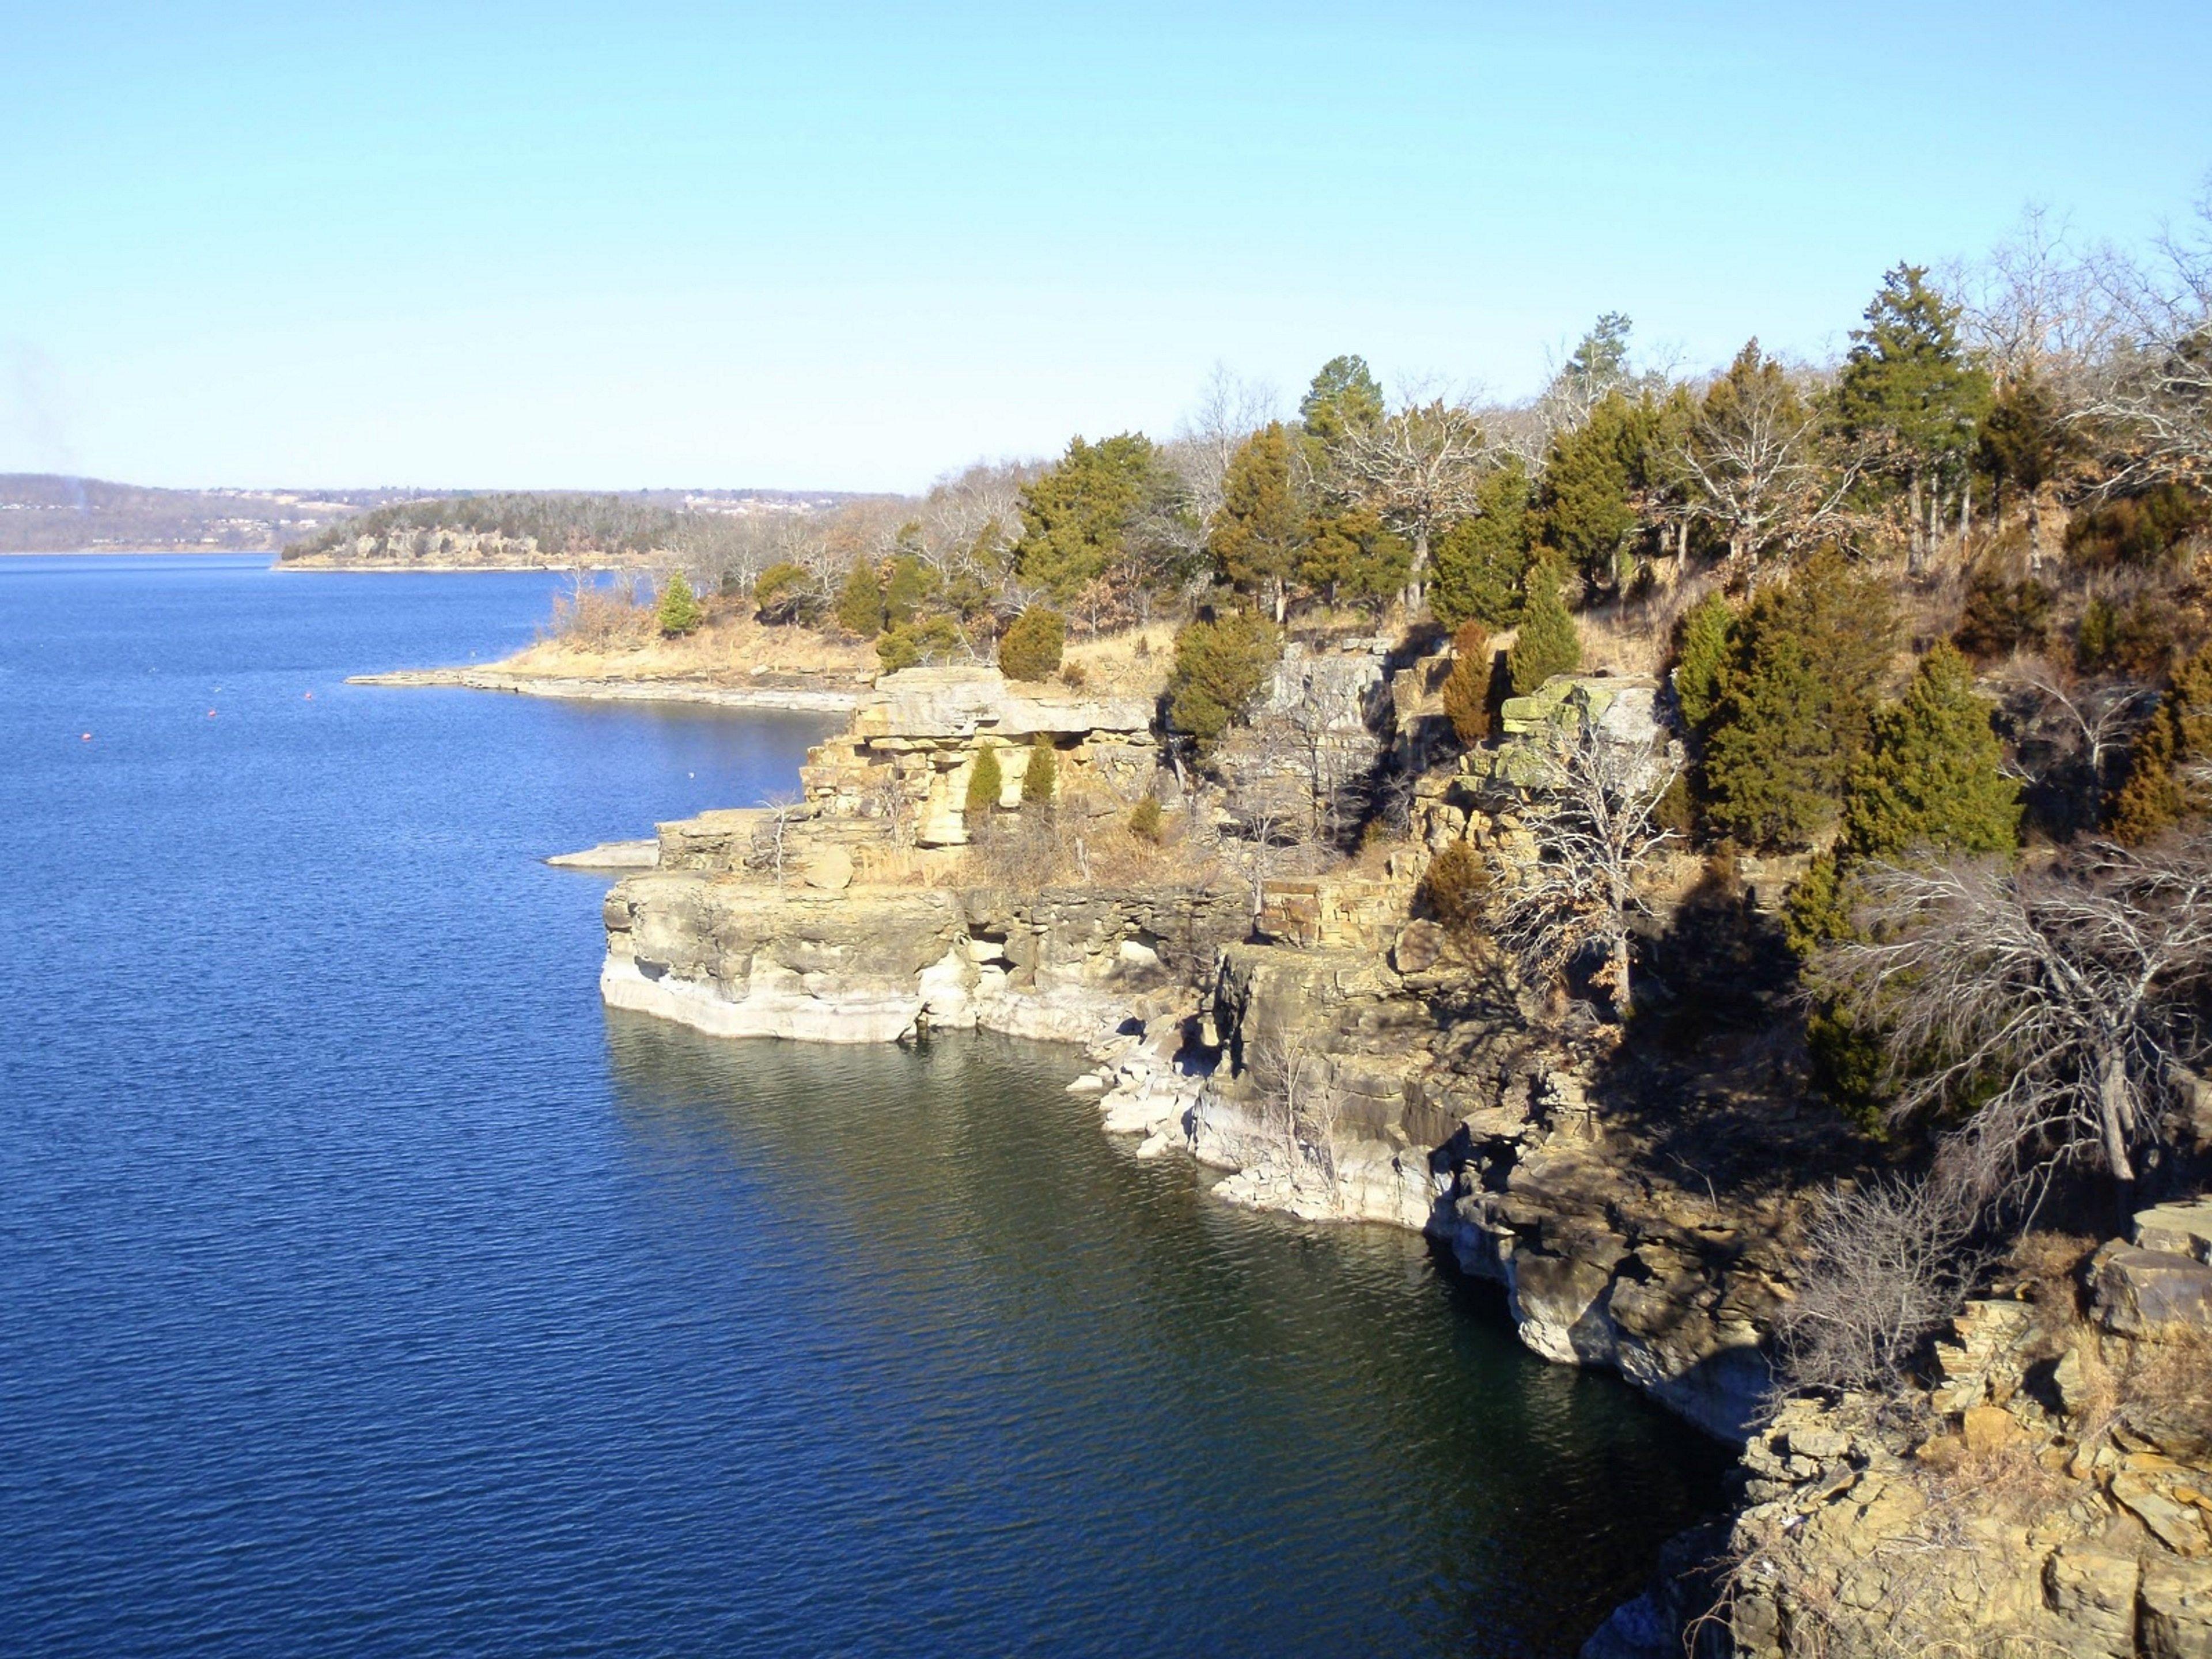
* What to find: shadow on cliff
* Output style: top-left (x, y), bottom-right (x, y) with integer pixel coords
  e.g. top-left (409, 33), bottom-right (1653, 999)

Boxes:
top-left (1584, 858), bottom-right (1872, 1206)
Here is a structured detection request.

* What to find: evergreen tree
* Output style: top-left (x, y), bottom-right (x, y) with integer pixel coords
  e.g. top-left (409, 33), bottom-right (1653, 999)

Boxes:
top-left (1299, 504), bottom-right (1410, 612)
top-left (836, 560), bottom-right (885, 638)
top-left (1429, 459), bottom-right (1532, 630)
top-left (1669, 591), bottom-right (1736, 736)
top-left (1978, 372), bottom-right (2075, 559)
top-left (1020, 736), bottom-right (1058, 805)
top-left (1298, 355), bottom-right (1384, 448)
top-left (1209, 423), bottom-right (1308, 619)
top-left (1165, 611), bottom-right (1282, 747)
top-left (1441, 621), bottom-right (1493, 745)
top-left (1699, 550), bottom-right (1899, 850)
top-left (997, 605), bottom-right (1066, 681)
top-left (884, 554), bottom-right (932, 626)
top-left (1833, 265), bottom-right (1991, 554)
top-left (1837, 643), bottom-right (2020, 861)
top-left (1013, 433), bottom-right (1172, 602)
top-left (1536, 392), bottom-right (1646, 589)
top-left (656, 570), bottom-right (704, 637)
top-left (965, 745), bottom-right (1004, 821)
top-left (1506, 563), bottom-right (1581, 694)
top-left (2109, 644), bottom-right (2212, 842)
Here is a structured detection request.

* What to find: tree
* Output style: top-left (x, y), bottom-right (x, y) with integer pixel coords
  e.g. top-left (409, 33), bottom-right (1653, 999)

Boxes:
top-left (1681, 341), bottom-right (1856, 574)
top-left (836, 559), bottom-right (885, 638)
top-left (1441, 621), bottom-right (1493, 745)
top-left (1838, 644), bottom-right (2021, 862)
top-left (1535, 392), bottom-right (1649, 590)
top-left (753, 560), bottom-right (816, 624)
top-left (1013, 433), bottom-right (1179, 606)
top-left (1669, 590), bottom-right (1736, 736)
top-left (1495, 717), bottom-right (1682, 1019)
top-left (1834, 264), bottom-right (1991, 563)
top-left (1807, 835), bottom-right (2212, 1211)
top-left (1166, 611), bottom-right (1282, 748)
top-left (1429, 459), bottom-right (1532, 630)
top-left (656, 570), bottom-right (704, 637)
top-left (1332, 398), bottom-right (1496, 602)
top-left (1209, 422), bottom-right (1309, 620)
top-left (997, 606), bottom-right (1066, 681)
top-left (1298, 354), bottom-right (1385, 448)
top-left (2109, 643), bottom-right (2212, 842)
top-left (1698, 550), bottom-right (1899, 850)
top-left (1506, 563), bottom-right (1580, 694)
top-left (1021, 736), bottom-right (1057, 805)
top-left (1299, 503), bottom-right (1410, 612)
top-left (965, 746), bottom-right (1004, 821)
top-left (884, 553), bottom-right (932, 626)
top-left (1978, 372), bottom-right (2076, 567)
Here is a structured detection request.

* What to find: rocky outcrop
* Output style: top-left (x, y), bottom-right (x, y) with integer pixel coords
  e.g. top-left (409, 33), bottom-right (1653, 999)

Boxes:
top-left (1707, 1234), bottom-right (2212, 1659)
top-left (802, 666), bottom-right (1157, 848)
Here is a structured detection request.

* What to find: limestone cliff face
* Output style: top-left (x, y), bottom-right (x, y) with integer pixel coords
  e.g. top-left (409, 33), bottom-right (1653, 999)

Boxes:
top-left (597, 659), bottom-right (1809, 1447)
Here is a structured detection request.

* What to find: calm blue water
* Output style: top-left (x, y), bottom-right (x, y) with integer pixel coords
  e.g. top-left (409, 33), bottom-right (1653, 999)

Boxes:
top-left (1, 555), bottom-right (1726, 1658)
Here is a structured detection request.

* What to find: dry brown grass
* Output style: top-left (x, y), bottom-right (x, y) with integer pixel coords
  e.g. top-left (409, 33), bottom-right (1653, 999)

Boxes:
top-left (1060, 622), bottom-right (1176, 700)
top-left (507, 596), bottom-right (876, 683)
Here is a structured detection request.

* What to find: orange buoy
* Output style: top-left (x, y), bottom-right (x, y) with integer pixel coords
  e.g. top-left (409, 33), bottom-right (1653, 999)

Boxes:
top-left (81, 732), bottom-right (92, 741)
top-left (206, 709), bottom-right (217, 718)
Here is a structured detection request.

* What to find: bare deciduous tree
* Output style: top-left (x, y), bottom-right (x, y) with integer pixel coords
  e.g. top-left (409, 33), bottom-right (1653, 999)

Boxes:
top-left (1332, 396), bottom-right (1499, 602)
top-left (1999, 658), bottom-right (2157, 836)
top-left (1808, 837), bottom-right (2212, 1210)
top-left (747, 791), bottom-right (807, 884)
top-left (1678, 358), bottom-right (1862, 577)
top-left (2080, 189), bottom-right (2212, 495)
top-left (1495, 719), bottom-right (1681, 1020)
top-left (1773, 1162), bottom-right (1995, 1396)
top-left (1169, 362), bottom-right (1281, 529)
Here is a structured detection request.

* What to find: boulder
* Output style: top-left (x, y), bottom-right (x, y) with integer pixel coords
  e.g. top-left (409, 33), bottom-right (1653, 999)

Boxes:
top-left (2094, 1247), bottom-right (2212, 1335)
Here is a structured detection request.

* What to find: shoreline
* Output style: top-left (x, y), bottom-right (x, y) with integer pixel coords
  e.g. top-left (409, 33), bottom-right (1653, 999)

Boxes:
top-left (347, 664), bottom-right (863, 713)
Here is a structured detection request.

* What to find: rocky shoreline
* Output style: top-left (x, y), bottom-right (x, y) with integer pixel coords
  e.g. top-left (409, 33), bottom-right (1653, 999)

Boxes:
top-left (348, 665), bottom-right (862, 714)
top-left (548, 655), bottom-right (2212, 1656)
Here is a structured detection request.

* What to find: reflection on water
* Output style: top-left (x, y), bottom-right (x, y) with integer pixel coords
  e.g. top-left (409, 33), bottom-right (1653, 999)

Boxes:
top-left (604, 1015), bottom-right (1730, 1657)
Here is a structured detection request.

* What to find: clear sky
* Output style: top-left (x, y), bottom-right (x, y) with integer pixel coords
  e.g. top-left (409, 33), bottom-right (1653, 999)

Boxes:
top-left (3, 1), bottom-right (2207, 493)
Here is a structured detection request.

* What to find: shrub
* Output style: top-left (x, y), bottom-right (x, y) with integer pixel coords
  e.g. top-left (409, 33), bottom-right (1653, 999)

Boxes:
top-left (836, 560), bottom-right (885, 638)
top-left (1166, 610), bottom-right (1282, 747)
top-left (998, 606), bottom-right (1066, 681)
top-left (2109, 643), bottom-right (2212, 842)
top-left (1419, 838), bottom-right (1490, 934)
top-left (965, 746), bottom-right (1004, 820)
top-left (876, 615), bottom-right (967, 673)
top-left (753, 561), bottom-right (812, 624)
top-left (1128, 794), bottom-right (1164, 843)
top-left (2075, 594), bottom-right (2174, 680)
top-left (1020, 736), bottom-right (1057, 804)
top-left (2065, 483), bottom-right (2211, 570)
top-left (1441, 620), bottom-right (1493, 745)
top-left (1669, 591), bottom-right (1736, 735)
top-left (1953, 566), bottom-right (2052, 661)
top-left (1506, 563), bottom-right (1580, 694)
top-left (654, 570), bottom-right (704, 637)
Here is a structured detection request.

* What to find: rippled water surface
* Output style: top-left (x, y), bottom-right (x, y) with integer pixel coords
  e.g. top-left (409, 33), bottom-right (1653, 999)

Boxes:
top-left (1, 555), bottom-right (1728, 1657)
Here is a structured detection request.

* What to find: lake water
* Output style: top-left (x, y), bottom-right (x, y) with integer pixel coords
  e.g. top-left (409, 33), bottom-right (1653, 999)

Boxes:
top-left (0, 555), bottom-right (1728, 1657)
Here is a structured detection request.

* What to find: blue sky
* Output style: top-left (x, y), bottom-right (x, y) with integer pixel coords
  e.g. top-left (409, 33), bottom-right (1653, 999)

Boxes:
top-left (3, 1), bottom-right (2207, 492)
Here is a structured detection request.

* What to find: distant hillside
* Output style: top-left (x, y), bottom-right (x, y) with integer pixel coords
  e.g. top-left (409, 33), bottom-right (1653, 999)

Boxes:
top-left (0, 475), bottom-right (416, 552)
top-left (0, 476), bottom-right (877, 559)
top-left (280, 488), bottom-right (879, 568)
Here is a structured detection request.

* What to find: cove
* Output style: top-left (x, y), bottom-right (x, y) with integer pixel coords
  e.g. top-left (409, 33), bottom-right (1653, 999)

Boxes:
top-left (0, 555), bottom-right (1728, 1657)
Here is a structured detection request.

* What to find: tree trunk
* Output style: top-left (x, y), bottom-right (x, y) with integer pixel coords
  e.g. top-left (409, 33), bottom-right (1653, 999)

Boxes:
top-left (1908, 471), bottom-right (1925, 571)
top-left (1960, 475), bottom-right (1972, 542)
top-left (1611, 933), bottom-right (1634, 1023)
top-left (2097, 1045), bottom-right (2138, 1219)
top-left (2027, 493), bottom-right (2044, 576)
